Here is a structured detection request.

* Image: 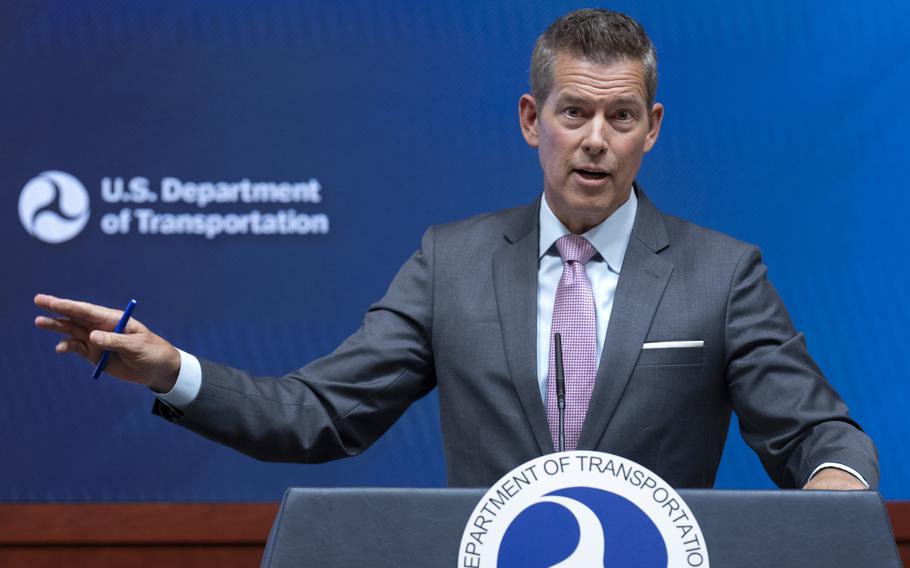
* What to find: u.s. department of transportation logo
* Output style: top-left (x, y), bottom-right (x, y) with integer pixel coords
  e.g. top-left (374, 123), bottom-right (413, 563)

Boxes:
top-left (459, 452), bottom-right (708, 567)
top-left (18, 170), bottom-right (91, 243)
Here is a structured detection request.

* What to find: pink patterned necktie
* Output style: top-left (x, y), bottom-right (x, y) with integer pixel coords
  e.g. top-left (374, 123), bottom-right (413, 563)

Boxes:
top-left (546, 234), bottom-right (598, 452)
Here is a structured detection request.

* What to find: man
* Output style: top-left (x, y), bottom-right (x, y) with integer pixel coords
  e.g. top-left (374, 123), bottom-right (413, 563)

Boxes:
top-left (35, 9), bottom-right (876, 490)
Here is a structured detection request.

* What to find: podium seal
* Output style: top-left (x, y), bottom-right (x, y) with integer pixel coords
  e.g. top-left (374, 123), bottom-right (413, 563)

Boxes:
top-left (458, 451), bottom-right (709, 567)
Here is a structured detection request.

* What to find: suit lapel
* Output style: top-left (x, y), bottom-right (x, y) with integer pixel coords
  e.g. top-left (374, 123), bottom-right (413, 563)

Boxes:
top-left (493, 198), bottom-right (553, 455)
top-left (577, 188), bottom-right (675, 450)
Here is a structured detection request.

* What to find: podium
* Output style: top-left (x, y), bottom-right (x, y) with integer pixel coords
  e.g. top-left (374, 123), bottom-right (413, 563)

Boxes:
top-left (261, 488), bottom-right (901, 567)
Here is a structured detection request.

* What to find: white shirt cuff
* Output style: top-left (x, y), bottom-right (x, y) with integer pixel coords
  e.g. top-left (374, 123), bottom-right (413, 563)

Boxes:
top-left (153, 348), bottom-right (202, 410)
top-left (808, 462), bottom-right (870, 488)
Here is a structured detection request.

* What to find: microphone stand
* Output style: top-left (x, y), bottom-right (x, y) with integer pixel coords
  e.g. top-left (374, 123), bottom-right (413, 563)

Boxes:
top-left (554, 332), bottom-right (566, 453)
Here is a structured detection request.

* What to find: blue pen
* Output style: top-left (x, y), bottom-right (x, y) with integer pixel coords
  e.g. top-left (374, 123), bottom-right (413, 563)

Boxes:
top-left (92, 299), bottom-right (137, 380)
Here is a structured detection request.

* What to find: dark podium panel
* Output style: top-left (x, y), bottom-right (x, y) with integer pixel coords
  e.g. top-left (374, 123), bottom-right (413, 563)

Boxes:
top-left (261, 488), bottom-right (902, 567)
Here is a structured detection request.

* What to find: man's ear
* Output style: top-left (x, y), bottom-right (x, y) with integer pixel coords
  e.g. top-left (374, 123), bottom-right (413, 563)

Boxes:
top-left (643, 102), bottom-right (664, 154)
top-left (518, 94), bottom-right (540, 148)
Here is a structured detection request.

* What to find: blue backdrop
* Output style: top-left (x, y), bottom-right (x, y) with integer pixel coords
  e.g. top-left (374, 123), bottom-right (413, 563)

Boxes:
top-left (2, 0), bottom-right (908, 501)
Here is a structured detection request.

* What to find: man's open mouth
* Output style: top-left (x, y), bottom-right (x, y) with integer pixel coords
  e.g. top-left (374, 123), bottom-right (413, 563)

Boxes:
top-left (574, 169), bottom-right (610, 180)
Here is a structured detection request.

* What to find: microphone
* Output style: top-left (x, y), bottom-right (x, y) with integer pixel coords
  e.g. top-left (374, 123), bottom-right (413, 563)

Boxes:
top-left (554, 332), bottom-right (566, 452)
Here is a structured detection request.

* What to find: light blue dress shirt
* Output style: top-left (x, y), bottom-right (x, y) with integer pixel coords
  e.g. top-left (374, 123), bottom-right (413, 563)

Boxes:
top-left (536, 190), bottom-right (637, 403)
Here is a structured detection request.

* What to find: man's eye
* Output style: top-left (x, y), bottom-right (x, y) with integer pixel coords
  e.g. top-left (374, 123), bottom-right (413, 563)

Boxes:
top-left (615, 110), bottom-right (633, 121)
top-left (564, 107), bottom-right (582, 118)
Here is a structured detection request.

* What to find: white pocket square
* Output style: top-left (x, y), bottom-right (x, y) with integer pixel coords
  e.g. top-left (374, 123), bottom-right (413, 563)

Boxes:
top-left (642, 340), bottom-right (704, 350)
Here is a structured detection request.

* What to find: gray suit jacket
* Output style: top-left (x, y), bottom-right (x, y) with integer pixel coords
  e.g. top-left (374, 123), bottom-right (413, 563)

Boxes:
top-left (156, 186), bottom-right (879, 489)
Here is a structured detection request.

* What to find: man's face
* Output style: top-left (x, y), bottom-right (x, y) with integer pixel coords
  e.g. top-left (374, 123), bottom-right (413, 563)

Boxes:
top-left (519, 53), bottom-right (663, 233)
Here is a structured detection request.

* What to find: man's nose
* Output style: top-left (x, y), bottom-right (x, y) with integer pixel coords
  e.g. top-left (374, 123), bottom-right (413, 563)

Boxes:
top-left (581, 119), bottom-right (607, 155)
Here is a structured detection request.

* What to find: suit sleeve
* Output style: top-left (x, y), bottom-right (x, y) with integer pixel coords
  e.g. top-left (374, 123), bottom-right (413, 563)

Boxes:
top-left (724, 246), bottom-right (879, 488)
top-left (153, 228), bottom-right (438, 463)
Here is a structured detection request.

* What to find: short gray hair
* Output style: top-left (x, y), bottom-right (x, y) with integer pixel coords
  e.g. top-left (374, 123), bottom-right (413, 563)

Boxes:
top-left (530, 9), bottom-right (658, 109)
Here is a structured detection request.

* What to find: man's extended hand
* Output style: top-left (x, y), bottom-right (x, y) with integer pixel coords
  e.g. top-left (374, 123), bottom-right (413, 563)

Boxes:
top-left (803, 467), bottom-right (867, 491)
top-left (34, 293), bottom-right (181, 393)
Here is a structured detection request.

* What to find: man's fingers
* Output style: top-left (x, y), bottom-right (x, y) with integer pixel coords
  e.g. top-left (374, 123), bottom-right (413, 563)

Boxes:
top-left (47, 296), bottom-right (121, 327)
top-left (35, 294), bottom-right (143, 333)
top-left (35, 316), bottom-right (90, 340)
top-left (35, 294), bottom-right (121, 328)
top-left (89, 330), bottom-right (142, 356)
top-left (56, 338), bottom-right (90, 358)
